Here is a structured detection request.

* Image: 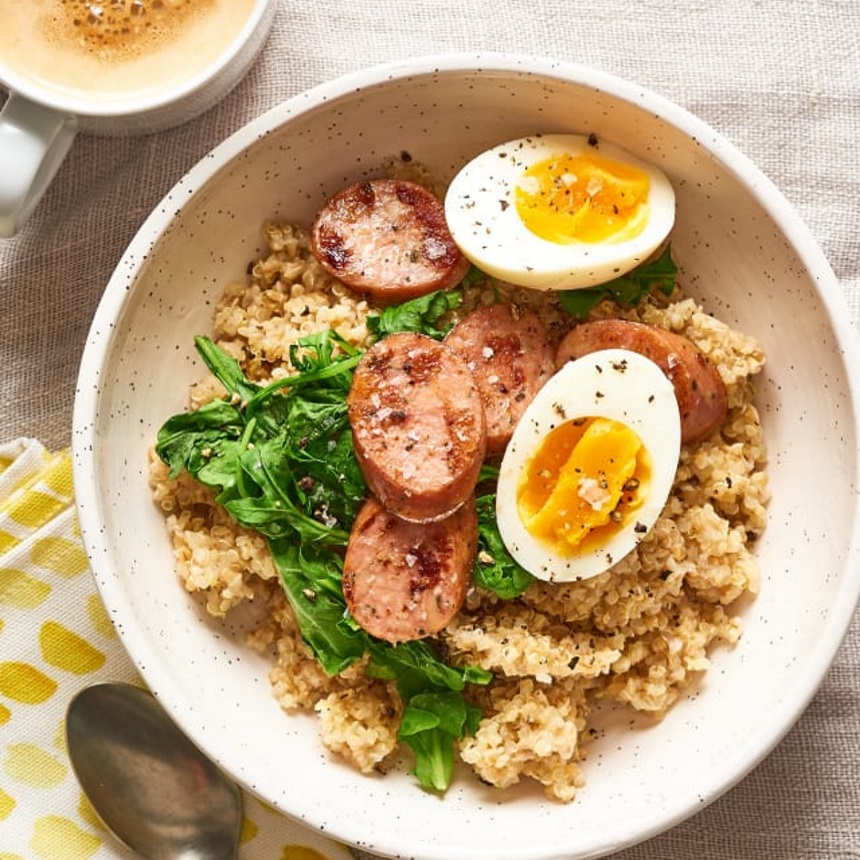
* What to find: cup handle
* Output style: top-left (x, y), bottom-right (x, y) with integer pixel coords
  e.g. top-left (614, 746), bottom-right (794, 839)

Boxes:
top-left (0, 93), bottom-right (77, 238)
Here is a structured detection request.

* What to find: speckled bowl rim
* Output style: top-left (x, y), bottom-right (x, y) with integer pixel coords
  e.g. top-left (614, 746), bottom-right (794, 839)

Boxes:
top-left (72, 52), bottom-right (860, 860)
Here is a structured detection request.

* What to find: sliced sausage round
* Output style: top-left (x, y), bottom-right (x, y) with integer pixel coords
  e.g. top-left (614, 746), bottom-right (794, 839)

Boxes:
top-left (311, 179), bottom-right (470, 303)
top-left (445, 303), bottom-right (556, 455)
top-left (342, 495), bottom-right (477, 644)
top-left (555, 319), bottom-right (728, 444)
top-left (348, 332), bottom-right (487, 523)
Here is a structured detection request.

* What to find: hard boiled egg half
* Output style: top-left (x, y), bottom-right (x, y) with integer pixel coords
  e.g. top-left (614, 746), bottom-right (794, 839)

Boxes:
top-left (496, 349), bottom-right (681, 582)
top-left (445, 134), bottom-right (675, 290)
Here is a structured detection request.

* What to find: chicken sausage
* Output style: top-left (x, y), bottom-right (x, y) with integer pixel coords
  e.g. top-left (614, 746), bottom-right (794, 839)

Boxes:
top-left (342, 495), bottom-right (477, 644)
top-left (555, 319), bottom-right (728, 443)
top-left (311, 179), bottom-right (470, 303)
top-left (347, 332), bottom-right (487, 523)
top-left (445, 303), bottom-right (556, 455)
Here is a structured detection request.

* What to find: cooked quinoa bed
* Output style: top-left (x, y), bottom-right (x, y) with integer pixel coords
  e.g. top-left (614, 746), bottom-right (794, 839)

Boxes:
top-left (149, 220), bottom-right (768, 803)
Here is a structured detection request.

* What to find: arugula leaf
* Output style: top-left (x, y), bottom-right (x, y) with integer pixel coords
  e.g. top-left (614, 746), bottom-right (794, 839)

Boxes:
top-left (225, 496), bottom-right (347, 544)
top-left (366, 288), bottom-right (463, 341)
top-left (285, 395), bottom-right (366, 527)
top-left (365, 639), bottom-right (490, 792)
top-left (223, 414), bottom-right (354, 544)
top-left (474, 494), bottom-right (535, 599)
top-left (398, 691), bottom-right (483, 792)
top-left (470, 466), bottom-right (535, 599)
top-left (155, 400), bottom-right (244, 480)
top-left (244, 333), bottom-right (361, 429)
top-left (365, 638), bottom-right (492, 700)
top-left (194, 335), bottom-right (262, 405)
top-left (557, 244), bottom-right (678, 320)
top-left (287, 329), bottom-right (361, 381)
top-left (269, 538), bottom-right (365, 675)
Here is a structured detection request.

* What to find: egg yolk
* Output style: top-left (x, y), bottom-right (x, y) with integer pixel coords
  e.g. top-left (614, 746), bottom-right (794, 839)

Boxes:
top-left (514, 152), bottom-right (650, 245)
top-left (516, 417), bottom-right (651, 555)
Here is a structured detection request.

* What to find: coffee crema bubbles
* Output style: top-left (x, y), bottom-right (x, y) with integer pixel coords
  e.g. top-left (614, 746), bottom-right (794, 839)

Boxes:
top-left (0, 0), bottom-right (258, 101)
top-left (60, 0), bottom-right (209, 55)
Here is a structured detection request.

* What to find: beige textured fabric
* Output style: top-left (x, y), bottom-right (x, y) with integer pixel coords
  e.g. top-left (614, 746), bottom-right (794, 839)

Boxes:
top-left (1, 0), bottom-right (858, 857)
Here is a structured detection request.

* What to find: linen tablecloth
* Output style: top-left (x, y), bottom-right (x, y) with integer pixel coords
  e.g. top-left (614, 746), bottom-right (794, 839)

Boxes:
top-left (1, 1), bottom-right (858, 858)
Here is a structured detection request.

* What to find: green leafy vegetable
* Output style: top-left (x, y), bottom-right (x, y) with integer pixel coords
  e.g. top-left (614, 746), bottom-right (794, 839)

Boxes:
top-left (366, 288), bottom-right (463, 340)
top-left (286, 396), bottom-right (366, 527)
top-left (194, 335), bottom-right (262, 405)
top-left (155, 333), bottom-right (364, 527)
top-left (365, 638), bottom-right (492, 699)
top-left (471, 465), bottom-right (534, 599)
top-left (269, 539), bottom-right (366, 675)
top-left (155, 329), bottom-right (493, 794)
top-left (557, 244), bottom-right (678, 320)
top-left (365, 639), bottom-right (489, 792)
top-left (397, 691), bottom-right (483, 792)
top-left (156, 399), bottom-right (244, 484)
top-left (474, 494), bottom-right (535, 599)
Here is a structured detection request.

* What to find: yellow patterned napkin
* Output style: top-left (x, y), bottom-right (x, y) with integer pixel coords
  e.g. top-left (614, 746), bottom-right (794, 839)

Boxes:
top-left (0, 438), bottom-right (353, 860)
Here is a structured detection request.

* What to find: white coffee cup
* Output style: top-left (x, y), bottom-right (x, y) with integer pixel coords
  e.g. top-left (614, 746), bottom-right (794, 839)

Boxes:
top-left (0, 0), bottom-right (278, 238)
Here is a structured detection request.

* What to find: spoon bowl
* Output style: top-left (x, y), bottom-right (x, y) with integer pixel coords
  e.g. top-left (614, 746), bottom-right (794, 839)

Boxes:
top-left (66, 682), bottom-right (243, 860)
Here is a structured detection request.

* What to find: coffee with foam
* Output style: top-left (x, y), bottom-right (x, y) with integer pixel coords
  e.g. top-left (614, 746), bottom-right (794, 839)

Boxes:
top-left (0, 0), bottom-right (259, 103)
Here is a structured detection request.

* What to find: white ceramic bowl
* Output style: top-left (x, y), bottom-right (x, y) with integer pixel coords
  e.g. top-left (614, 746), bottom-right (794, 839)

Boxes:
top-left (73, 54), bottom-right (860, 860)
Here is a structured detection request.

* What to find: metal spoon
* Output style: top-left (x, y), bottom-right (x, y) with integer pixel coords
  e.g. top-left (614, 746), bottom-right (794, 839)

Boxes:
top-left (66, 682), bottom-right (243, 860)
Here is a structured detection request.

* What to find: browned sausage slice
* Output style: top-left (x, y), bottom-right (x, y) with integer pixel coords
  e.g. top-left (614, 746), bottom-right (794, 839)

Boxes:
top-left (342, 495), bottom-right (477, 643)
top-left (555, 319), bottom-right (728, 444)
top-left (445, 303), bottom-right (556, 455)
top-left (348, 332), bottom-right (487, 522)
top-left (311, 179), bottom-right (470, 303)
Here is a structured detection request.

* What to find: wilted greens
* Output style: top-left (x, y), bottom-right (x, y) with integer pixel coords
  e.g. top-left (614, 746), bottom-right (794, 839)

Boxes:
top-left (155, 301), bottom-right (519, 793)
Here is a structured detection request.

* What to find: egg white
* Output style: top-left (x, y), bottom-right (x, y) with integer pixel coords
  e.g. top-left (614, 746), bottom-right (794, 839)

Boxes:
top-left (496, 348), bottom-right (682, 582)
top-left (444, 133), bottom-right (676, 291)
